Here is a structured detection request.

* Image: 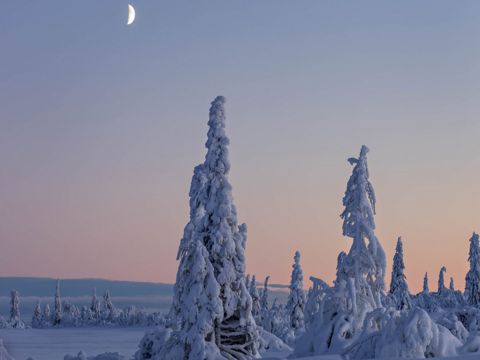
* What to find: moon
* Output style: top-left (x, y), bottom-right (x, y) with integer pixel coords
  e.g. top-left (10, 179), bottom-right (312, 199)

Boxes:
top-left (127, 4), bottom-right (135, 25)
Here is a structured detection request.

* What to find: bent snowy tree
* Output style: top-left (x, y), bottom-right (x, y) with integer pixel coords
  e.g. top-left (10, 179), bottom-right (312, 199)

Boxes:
top-left (340, 145), bottom-right (386, 312)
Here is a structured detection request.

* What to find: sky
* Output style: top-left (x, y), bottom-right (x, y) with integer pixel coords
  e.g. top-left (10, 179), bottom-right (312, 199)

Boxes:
top-left (1, 1), bottom-right (480, 292)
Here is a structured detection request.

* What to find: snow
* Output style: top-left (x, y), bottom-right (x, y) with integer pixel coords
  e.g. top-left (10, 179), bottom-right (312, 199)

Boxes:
top-left (0, 327), bottom-right (147, 360)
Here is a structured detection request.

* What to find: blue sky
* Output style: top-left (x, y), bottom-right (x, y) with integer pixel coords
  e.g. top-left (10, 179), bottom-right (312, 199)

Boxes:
top-left (1, 1), bottom-right (480, 290)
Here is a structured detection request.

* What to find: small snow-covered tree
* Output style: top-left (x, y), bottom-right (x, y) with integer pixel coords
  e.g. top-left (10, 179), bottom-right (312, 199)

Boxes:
top-left (90, 288), bottom-right (100, 319)
top-left (438, 266), bottom-right (447, 294)
top-left (466, 232), bottom-right (480, 305)
top-left (10, 290), bottom-right (20, 322)
top-left (389, 237), bottom-right (411, 310)
top-left (449, 277), bottom-right (455, 291)
top-left (43, 303), bottom-right (51, 324)
top-left (334, 251), bottom-right (348, 287)
top-left (286, 251), bottom-right (306, 331)
top-left (54, 280), bottom-right (62, 325)
top-left (245, 275), bottom-right (251, 291)
top-left (249, 275), bottom-right (260, 319)
top-left (340, 145), bottom-right (386, 312)
top-left (423, 272), bottom-right (429, 293)
top-left (260, 276), bottom-right (270, 313)
top-left (103, 290), bottom-right (116, 321)
top-left (32, 300), bottom-right (42, 328)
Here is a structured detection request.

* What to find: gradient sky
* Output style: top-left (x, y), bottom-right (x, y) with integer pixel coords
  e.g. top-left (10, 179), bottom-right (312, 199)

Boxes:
top-left (1, 1), bottom-right (480, 292)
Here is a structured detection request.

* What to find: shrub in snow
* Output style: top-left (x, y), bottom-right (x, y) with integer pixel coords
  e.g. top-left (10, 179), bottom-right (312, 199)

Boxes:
top-left (286, 251), bottom-right (306, 332)
top-left (388, 237), bottom-right (412, 310)
top-left (466, 232), bottom-right (480, 305)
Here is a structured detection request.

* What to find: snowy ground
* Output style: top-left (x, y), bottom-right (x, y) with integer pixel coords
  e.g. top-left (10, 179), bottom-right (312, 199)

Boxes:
top-left (2, 327), bottom-right (480, 360)
top-left (0, 327), bottom-right (148, 360)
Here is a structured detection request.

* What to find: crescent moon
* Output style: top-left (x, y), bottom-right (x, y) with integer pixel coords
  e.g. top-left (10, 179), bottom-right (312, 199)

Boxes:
top-left (127, 4), bottom-right (135, 25)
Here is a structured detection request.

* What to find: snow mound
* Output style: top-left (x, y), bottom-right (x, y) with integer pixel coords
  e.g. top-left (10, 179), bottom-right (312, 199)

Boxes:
top-left (64, 351), bottom-right (127, 360)
top-left (345, 308), bottom-right (461, 359)
top-left (0, 339), bottom-right (14, 360)
top-left (257, 326), bottom-right (292, 354)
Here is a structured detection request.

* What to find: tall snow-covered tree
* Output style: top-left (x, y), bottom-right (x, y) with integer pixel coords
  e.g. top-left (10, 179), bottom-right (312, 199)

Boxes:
top-left (10, 290), bottom-right (20, 322)
top-left (147, 96), bottom-right (258, 360)
top-left (466, 232), bottom-right (480, 305)
top-left (54, 280), bottom-right (62, 325)
top-left (389, 237), bottom-right (411, 310)
top-left (438, 266), bottom-right (447, 294)
top-left (286, 251), bottom-right (306, 330)
top-left (260, 276), bottom-right (270, 313)
top-left (423, 273), bottom-right (429, 293)
top-left (340, 145), bottom-right (386, 312)
top-left (196, 96), bottom-right (258, 359)
top-left (249, 275), bottom-right (260, 319)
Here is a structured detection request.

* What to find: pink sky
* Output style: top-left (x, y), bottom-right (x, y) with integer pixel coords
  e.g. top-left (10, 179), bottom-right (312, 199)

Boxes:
top-left (1, 1), bottom-right (480, 293)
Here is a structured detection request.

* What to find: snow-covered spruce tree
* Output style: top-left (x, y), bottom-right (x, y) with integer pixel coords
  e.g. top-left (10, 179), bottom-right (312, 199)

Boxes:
top-left (423, 272), bottom-right (429, 293)
top-left (194, 96), bottom-right (258, 358)
top-left (286, 251), bottom-right (306, 331)
top-left (10, 290), bottom-right (20, 322)
top-left (245, 275), bottom-right (251, 291)
top-left (43, 303), bottom-right (51, 324)
top-left (333, 251), bottom-right (348, 287)
top-left (466, 232), bottom-right (480, 305)
top-left (389, 237), bottom-right (411, 310)
top-left (32, 300), bottom-right (42, 328)
top-left (260, 276), bottom-right (270, 313)
top-left (91, 288), bottom-right (100, 320)
top-left (249, 275), bottom-right (260, 319)
top-left (139, 96), bottom-right (257, 360)
top-left (294, 146), bottom-right (386, 357)
top-left (449, 277), bottom-right (455, 291)
top-left (340, 145), bottom-right (386, 312)
top-left (438, 266), bottom-right (447, 294)
top-left (9, 290), bottom-right (25, 328)
top-left (54, 280), bottom-right (62, 325)
top-left (103, 290), bottom-right (116, 321)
